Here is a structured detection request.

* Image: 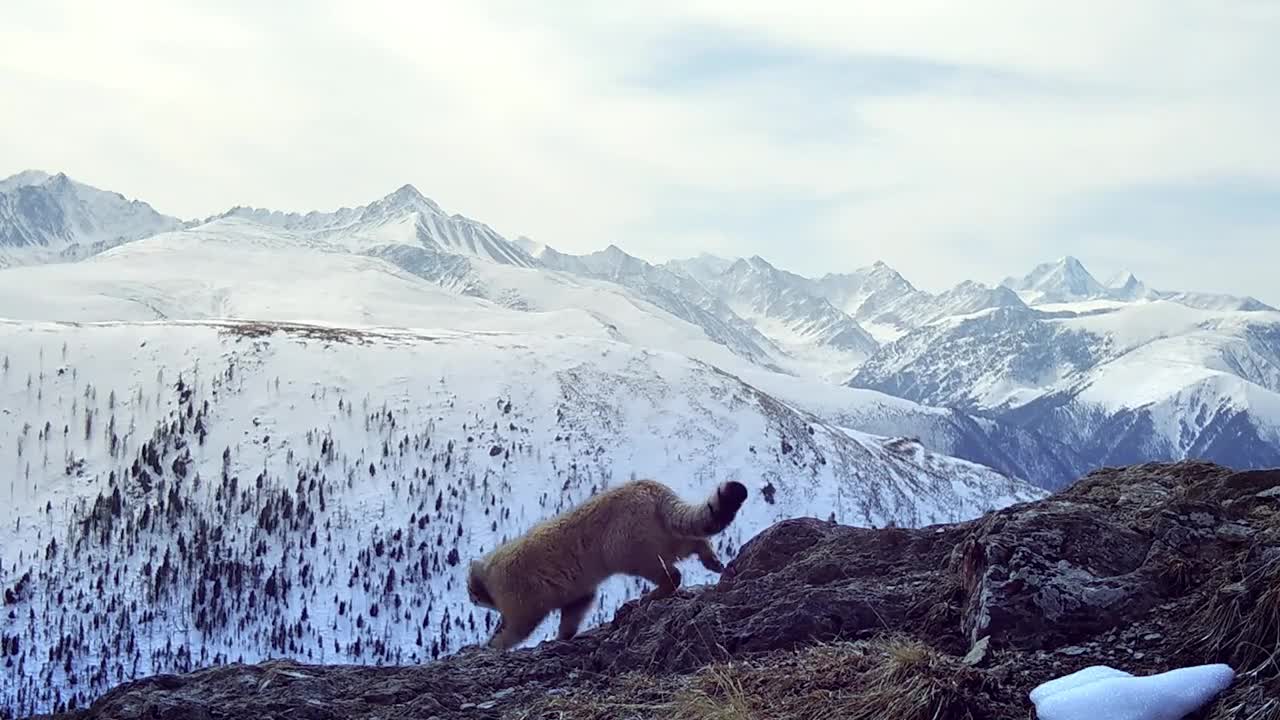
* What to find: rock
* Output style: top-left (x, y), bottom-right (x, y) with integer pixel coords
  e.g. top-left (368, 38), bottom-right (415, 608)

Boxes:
top-left (27, 460), bottom-right (1279, 720)
top-left (963, 636), bottom-right (991, 666)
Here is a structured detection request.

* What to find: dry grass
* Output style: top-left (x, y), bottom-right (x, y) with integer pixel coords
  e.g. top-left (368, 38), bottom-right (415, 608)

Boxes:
top-left (1261, 506), bottom-right (1280, 542)
top-left (1159, 555), bottom-right (1200, 594)
top-left (1207, 675), bottom-right (1280, 720)
top-left (522, 635), bottom-right (987, 720)
top-left (1184, 551), bottom-right (1280, 678)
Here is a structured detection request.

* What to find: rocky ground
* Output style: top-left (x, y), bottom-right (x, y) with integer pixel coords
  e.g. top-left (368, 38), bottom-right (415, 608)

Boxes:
top-left (25, 460), bottom-right (1280, 720)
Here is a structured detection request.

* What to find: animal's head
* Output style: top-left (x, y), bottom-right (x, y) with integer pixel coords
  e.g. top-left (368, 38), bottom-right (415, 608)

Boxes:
top-left (467, 559), bottom-right (495, 609)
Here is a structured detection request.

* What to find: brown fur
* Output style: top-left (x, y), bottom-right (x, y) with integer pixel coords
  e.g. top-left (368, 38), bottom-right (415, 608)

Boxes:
top-left (466, 478), bottom-right (749, 650)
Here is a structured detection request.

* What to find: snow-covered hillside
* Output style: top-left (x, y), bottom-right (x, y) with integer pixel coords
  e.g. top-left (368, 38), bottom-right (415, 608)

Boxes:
top-left (0, 171), bottom-right (181, 267)
top-left (850, 299), bottom-right (1280, 472)
top-left (666, 255), bottom-right (881, 382)
top-left (519, 243), bottom-right (785, 369)
top-left (0, 319), bottom-right (1044, 717)
top-left (810, 261), bottom-right (928, 342)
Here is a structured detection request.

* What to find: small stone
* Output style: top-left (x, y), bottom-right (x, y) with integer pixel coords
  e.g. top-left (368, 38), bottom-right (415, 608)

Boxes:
top-left (963, 636), bottom-right (991, 666)
top-left (1216, 523), bottom-right (1253, 542)
top-left (1142, 632), bottom-right (1163, 642)
top-left (1061, 646), bottom-right (1087, 656)
top-left (1134, 652), bottom-right (1145, 660)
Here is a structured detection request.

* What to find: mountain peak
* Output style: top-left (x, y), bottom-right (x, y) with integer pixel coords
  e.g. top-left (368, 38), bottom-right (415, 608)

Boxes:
top-left (0, 170), bottom-right (182, 255)
top-left (388, 183), bottom-right (424, 200)
top-left (1104, 269), bottom-right (1140, 289)
top-left (375, 183), bottom-right (443, 215)
top-left (512, 235), bottom-right (548, 258)
top-left (1002, 255), bottom-right (1107, 304)
top-left (0, 169), bottom-right (54, 191)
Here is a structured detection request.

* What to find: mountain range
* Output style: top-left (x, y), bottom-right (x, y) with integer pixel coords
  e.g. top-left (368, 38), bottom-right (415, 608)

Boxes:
top-left (3, 169), bottom-right (1277, 488)
top-left (1, 167), bottom-right (1277, 715)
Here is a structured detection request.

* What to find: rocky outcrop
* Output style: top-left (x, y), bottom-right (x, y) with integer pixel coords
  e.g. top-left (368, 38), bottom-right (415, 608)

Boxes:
top-left (29, 461), bottom-right (1280, 720)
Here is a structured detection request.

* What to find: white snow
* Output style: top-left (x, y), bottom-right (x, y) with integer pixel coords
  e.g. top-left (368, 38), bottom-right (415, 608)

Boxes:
top-left (1036, 299), bottom-right (1136, 314)
top-left (1030, 663), bottom-right (1235, 720)
top-left (1029, 665), bottom-right (1135, 704)
top-left (1051, 300), bottom-right (1258, 352)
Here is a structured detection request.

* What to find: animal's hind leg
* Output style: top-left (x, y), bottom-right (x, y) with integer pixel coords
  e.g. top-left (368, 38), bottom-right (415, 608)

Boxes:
top-left (489, 608), bottom-right (547, 651)
top-left (557, 591), bottom-right (596, 641)
top-left (636, 556), bottom-right (682, 602)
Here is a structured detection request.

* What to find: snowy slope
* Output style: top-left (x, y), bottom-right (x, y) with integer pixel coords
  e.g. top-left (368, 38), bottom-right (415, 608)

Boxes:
top-left (0, 218), bottom-right (611, 341)
top-left (663, 254), bottom-right (738, 290)
top-left (667, 255), bottom-right (880, 382)
top-left (531, 244), bottom-right (786, 369)
top-left (0, 320), bottom-right (1044, 717)
top-left (811, 262), bottom-right (928, 342)
top-left (850, 299), bottom-right (1280, 473)
top-left (0, 171), bottom-right (181, 266)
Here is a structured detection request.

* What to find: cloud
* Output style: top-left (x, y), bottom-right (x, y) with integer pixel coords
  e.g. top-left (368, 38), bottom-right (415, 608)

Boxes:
top-left (3, 0), bottom-right (1278, 301)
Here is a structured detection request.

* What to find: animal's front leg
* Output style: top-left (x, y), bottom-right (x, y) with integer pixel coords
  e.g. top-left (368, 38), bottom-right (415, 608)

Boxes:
top-left (489, 610), bottom-right (545, 650)
top-left (694, 538), bottom-right (724, 573)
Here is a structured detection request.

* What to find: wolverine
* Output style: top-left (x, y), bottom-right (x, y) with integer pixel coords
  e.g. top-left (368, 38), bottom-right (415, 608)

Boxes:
top-left (466, 477), bottom-right (749, 650)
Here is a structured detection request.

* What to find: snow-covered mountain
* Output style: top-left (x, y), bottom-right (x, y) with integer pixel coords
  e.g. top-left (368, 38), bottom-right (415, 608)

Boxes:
top-left (1001, 256), bottom-right (1109, 305)
top-left (849, 299), bottom-right (1280, 472)
top-left (530, 243), bottom-right (785, 369)
top-left (0, 170), bottom-right (181, 266)
top-left (1004, 256), bottom-right (1274, 312)
top-left (204, 183), bottom-right (537, 269)
top-left (1103, 269), bottom-right (1156, 302)
top-left (2, 170), bottom-right (1277, 489)
top-left (665, 255), bottom-right (880, 382)
top-left (809, 262), bottom-right (930, 343)
top-left (0, 217), bottom-right (1083, 490)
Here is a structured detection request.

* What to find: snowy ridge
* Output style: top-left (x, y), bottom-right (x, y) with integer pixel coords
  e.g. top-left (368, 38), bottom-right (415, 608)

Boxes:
top-left (667, 255), bottom-right (881, 382)
top-left (0, 320), bottom-right (1044, 716)
top-left (205, 184), bottom-right (537, 268)
top-left (534, 244), bottom-right (786, 369)
top-left (1002, 256), bottom-right (1274, 312)
top-left (851, 299), bottom-right (1280, 471)
top-left (0, 171), bottom-right (181, 266)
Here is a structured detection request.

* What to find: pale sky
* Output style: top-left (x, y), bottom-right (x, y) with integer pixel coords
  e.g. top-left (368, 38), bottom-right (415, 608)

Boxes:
top-left (4, 1), bottom-right (1278, 301)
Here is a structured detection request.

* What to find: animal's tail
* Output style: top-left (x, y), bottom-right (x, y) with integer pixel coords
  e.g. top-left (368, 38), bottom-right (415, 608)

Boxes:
top-left (662, 481), bottom-right (749, 537)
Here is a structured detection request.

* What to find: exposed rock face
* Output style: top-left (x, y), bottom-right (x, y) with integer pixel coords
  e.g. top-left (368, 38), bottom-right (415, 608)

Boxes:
top-left (29, 461), bottom-right (1280, 720)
